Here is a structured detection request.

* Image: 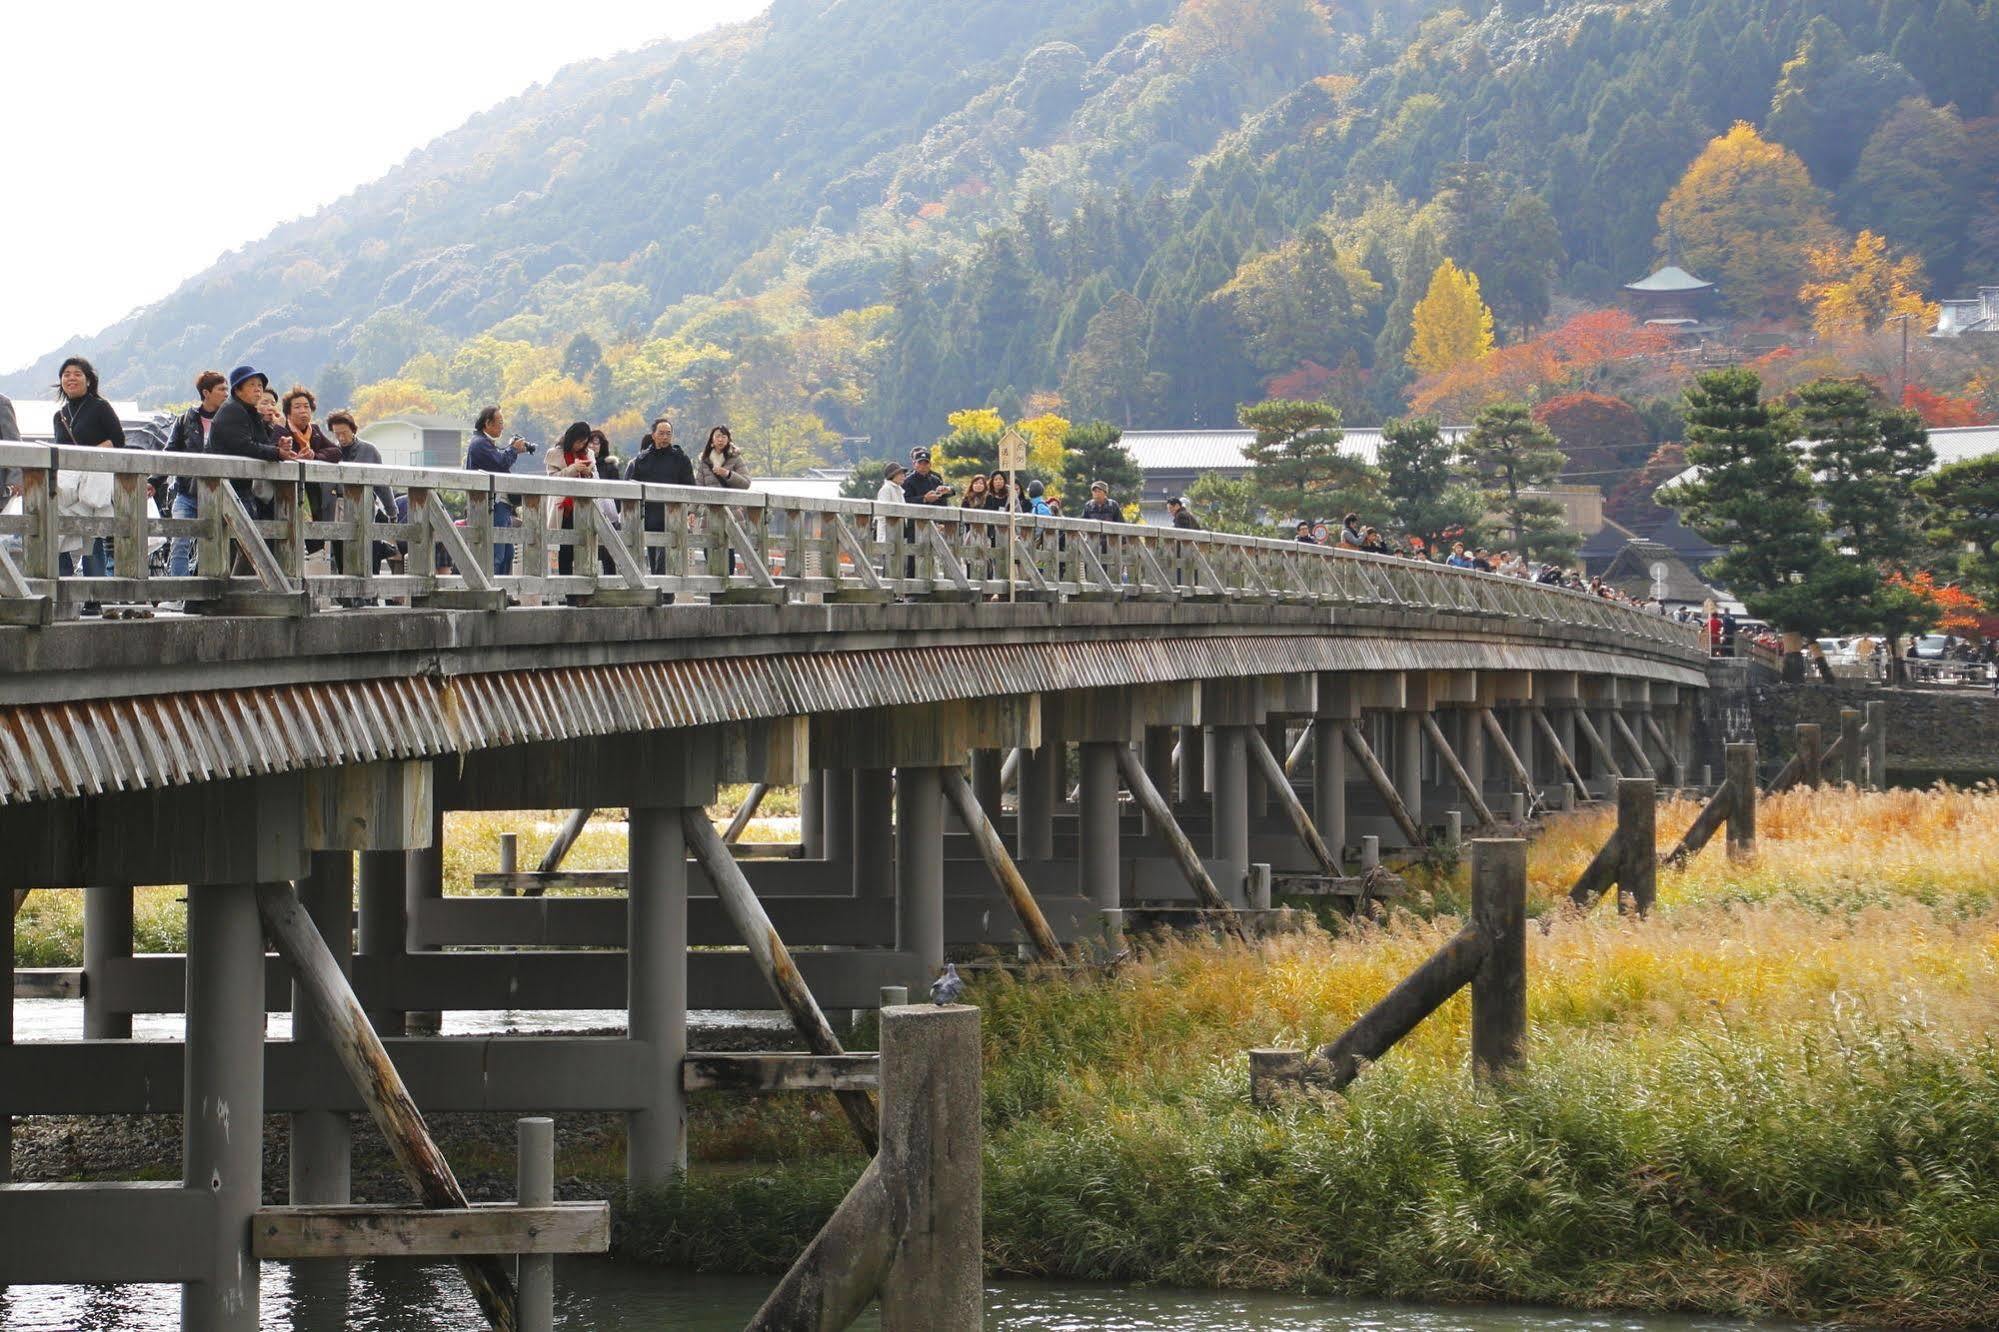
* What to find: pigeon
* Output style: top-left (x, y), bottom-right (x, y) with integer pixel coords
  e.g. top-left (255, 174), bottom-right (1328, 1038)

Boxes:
top-left (929, 962), bottom-right (964, 1006)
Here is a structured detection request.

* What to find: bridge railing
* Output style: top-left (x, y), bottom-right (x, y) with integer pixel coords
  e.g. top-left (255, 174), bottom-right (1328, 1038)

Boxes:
top-left (0, 442), bottom-right (1705, 653)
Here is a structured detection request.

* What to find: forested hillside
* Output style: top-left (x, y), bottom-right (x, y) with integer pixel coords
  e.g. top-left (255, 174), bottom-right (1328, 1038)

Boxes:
top-left (11, 0), bottom-right (1998, 472)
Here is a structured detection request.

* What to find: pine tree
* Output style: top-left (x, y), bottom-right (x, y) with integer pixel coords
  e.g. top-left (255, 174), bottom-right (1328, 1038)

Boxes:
top-left (1794, 379), bottom-right (1936, 553)
top-left (1406, 260), bottom-right (1495, 375)
top-left (1239, 399), bottom-right (1377, 527)
top-left (1378, 416), bottom-right (1486, 556)
top-left (1917, 455), bottom-right (1999, 599)
top-left (1894, 0), bottom-right (1999, 116)
top-left (1458, 403), bottom-right (1576, 560)
top-left (1059, 421), bottom-right (1143, 511)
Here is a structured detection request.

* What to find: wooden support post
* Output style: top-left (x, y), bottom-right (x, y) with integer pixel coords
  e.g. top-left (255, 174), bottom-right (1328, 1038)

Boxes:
top-left (1611, 712), bottom-right (1655, 779)
top-left (1661, 778), bottom-right (1735, 867)
top-left (291, 853), bottom-right (354, 1209)
top-left (1077, 742), bottom-right (1122, 915)
top-left (1615, 778), bottom-right (1657, 915)
top-left (1312, 719), bottom-right (1345, 864)
top-left (1419, 713), bottom-right (1496, 828)
top-left (1532, 708), bottom-right (1590, 807)
top-left (1246, 726), bottom-right (1339, 876)
top-left (1469, 838), bottom-right (1527, 1080)
top-left (1572, 708), bottom-right (1622, 784)
top-left (1725, 743), bottom-right (1757, 859)
top-left (516, 1118), bottom-right (555, 1332)
top-left (896, 766), bottom-right (946, 982)
top-left (531, 808), bottom-right (594, 885)
top-left (627, 805), bottom-right (688, 1185)
top-left (1340, 721), bottom-right (1423, 847)
top-left (1795, 723), bottom-right (1822, 788)
top-left (938, 769), bottom-right (1063, 962)
top-left (1642, 713), bottom-right (1683, 788)
top-left (722, 784), bottom-right (768, 845)
top-left (1477, 708), bottom-right (1539, 814)
top-left (1306, 925), bottom-right (1489, 1090)
top-left (1565, 826), bottom-right (1623, 907)
top-left (1113, 746), bottom-right (1246, 940)
top-left (254, 882), bottom-right (518, 1331)
top-left (1839, 708), bottom-right (1863, 786)
top-left (1865, 700), bottom-right (1888, 791)
top-left (498, 833), bottom-right (518, 897)
top-left (683, 810), bottom-right (879, 1153)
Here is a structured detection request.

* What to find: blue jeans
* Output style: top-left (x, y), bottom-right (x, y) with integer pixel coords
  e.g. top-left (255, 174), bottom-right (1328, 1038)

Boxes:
top-left (493, 501), bottom-right (515, 576)
top-left (59, 538), bottom-right (111, 579)
top-left (169, 491), bottom-right (197, 578)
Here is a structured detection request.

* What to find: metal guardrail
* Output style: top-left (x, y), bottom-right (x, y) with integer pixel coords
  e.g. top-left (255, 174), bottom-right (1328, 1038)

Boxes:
top-left (0, 442), bottom-right (1705, 654)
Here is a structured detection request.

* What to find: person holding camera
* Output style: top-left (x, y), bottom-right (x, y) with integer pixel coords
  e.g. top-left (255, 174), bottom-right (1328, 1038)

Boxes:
top-left (466, 405), bottom-right (533, 574)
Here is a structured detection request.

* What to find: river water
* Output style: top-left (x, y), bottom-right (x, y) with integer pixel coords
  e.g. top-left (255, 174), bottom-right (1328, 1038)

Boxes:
top-left (1, 1260), bottom-right (1807, 1330)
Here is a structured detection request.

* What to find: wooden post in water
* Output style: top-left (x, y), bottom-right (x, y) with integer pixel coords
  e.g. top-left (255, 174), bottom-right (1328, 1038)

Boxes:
top-left (1725, 743), bottom-right (1757, 859)
top-left (253, 882), bottom-right (519, 1331)
top-left (1794, 723), bottom-right (1821, 789)
top-left (516, 1118), bottom-right (554, 1332)
top-left (1615, 778), bottom-right (1656, 915)
top-left (1469, 838), bottom-right (1526, 1081)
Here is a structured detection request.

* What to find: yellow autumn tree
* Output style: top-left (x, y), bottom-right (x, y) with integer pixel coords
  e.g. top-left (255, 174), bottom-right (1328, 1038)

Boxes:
top-left (1406, 259), bottom-right (1495, 375)
top-left (1799, 230), bottom-right (1938, 339)
top-left (1660, 122), bottom-right (1837, 320)
top-left (1014, 412), bottom-right (1071, 492)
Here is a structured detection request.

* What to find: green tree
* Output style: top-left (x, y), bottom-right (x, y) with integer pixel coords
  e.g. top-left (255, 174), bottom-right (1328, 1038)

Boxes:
top-left (1185, 472), bottom-right (1268, 537)
top-left (1893, 0), bottom-right (1999, 116)
top-left (1378, 416), bottom-right (1485, 557)
top-left (1060, 292), bottom-right (1157, 426)
top-left (315, 362), bottom-right (357, 414)
top-left (1458, 403), bottom-right (1576, 560)
top-left (1841, 99), bottom-right (1977, 288)
top-left (841, 457), bottom-right (900, 501)
top-left (1658, 368), bottom-right (1875, 639)
top-left (1766, 20), bottom-right (1920, 188)
top-left (1238, 400), bottom-right (1377, 527)
top-left (1793, 378), bottom-right (1935, 554)
top-left (1059, 421), bottom-right (1142, 511)
top-left (561, 332), bottom-right (604, 382)
top-left (1917, 454), bottom-right (1999, 599)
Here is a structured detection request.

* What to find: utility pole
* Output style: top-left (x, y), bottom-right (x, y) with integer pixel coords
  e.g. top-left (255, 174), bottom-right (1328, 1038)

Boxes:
top-left (1887, 313), bottom-right (1912, 406)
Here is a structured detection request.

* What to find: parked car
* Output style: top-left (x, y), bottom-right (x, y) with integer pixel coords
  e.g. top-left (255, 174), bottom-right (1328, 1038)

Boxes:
top-left (1911, 634), bottom-right (1953, 660)
top-left (1814, 637), bottom-right (1856, 665)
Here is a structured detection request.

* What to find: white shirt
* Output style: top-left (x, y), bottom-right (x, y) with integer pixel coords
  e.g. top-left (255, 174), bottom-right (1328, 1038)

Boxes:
top-left (875, 477), bottom-right (903, 543)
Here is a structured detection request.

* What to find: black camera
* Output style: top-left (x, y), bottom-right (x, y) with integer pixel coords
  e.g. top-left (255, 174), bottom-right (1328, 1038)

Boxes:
top-left (512, 436), bottom-right (538, 454)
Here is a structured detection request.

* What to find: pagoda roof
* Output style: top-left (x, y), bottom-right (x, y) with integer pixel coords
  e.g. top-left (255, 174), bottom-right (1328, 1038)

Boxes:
top-left (1624, 265), bottom-right (1714, 293)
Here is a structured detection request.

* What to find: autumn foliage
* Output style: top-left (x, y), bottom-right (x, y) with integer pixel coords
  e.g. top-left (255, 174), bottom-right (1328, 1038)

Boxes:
top-left (1410, 309), bottom-right (1673, 418)
top-left (1903, 384), bottom-right (1992, 428)
top-left (1884, 570), bottom-right (1986, 633)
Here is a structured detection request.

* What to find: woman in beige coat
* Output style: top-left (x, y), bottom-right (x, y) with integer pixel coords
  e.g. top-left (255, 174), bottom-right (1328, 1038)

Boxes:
top-left (695, 427), bottom-right (750, 574)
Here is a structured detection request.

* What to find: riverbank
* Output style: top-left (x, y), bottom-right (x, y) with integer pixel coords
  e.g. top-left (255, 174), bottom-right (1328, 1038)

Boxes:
top-left (617, 787), bottom-right (1999, 1329)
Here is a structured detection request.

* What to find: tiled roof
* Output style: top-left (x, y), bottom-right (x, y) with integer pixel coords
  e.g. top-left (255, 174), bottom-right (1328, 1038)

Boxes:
top-left (1624, 265), bottom-right (1714, 293)
top-left (1121, 426), bottom-right (1468, 472)
top-left (1666, 425), bottom-right (1999, 490)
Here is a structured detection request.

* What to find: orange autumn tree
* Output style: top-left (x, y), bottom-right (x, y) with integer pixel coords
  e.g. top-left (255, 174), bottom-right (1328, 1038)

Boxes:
top-left (1409, 309), bottom-right (1674, 418)
top-left (1885, 570), bottom-right (1985, 634)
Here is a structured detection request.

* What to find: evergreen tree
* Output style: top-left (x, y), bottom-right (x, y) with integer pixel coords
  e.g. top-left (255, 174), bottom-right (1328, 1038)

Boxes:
top-left (1893, 0), bottom-right (1999, 116)
top-left (1842, 98), bottom-right (1977, 288)
top-left (1458, 403), bottom-right (1576, 560)
top-left (1766, 20), bottom-right (1920, 188)
top-left (1794, 378), bottom-right (1936, 554)
top-left (561, 332), bottom-right (604, 382)
top-left (1378, 416), bottom-right (1486, 556)
top-left (315, 362), bottom-right (357, 414)
top-left (1239, 400), bottom-right (1377, 527)
top-left (1060, 292), bottom-right (1156, 426)
top-left (1060, 421), bottom-right (1143, 511)
top-left (1917, 454), bottom-right (1999, 599)
top-left (1658, 369), bottom-right (1874, 638)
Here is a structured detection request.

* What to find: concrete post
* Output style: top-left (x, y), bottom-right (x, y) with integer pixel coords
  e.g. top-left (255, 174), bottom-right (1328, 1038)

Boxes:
top-left (1211, 725), bottom-right (1251, 903)
top-left (516, 1118), bottom-right (555, 1332)
top-left (1673, 701), bottom-right (1694, 786)
top-left (1016, 744), bottom-right (1056, 862)
top-left (853, 768), bottom-right (894, 898)
top-left (1839, 708), bottom-right (1863, 786)
top-left (291, 852), bottom-right (354, 1207)
top-left (1510, 706), bottom-right (1538, 792)
top-left (1795, 723), bottom-right (1822, 788)
top-left (1553, 706), bottom-right (1579, 796)
top-left (356, 849), bottom-right (406, 1033)
top-left (1142, 726), bottom-right (1176, 802)
top-left (403, 800), bottom-right (444, 1035)
top-left (1460, 709), bottom-right (1487, 797)
top-left (1865, 699), bottom-right (1888, 790)
top-left (820, 767), bottom-right (853, 865)
top-left (627, 804), bottom-right (688, 1184)
top-left (896, 767), bottom-right (946, 982)
top-left (1361, 834), bottom-right (1380, 872)
top-left (1176, 724), bottom-right (1205, 808)
top-left (800, 771), bottom-right (825, 858)
top-left (82, 884), bottom-right (134, 1039)
top-left (181, 882), bottom-right (266, 1332)
top-left (879, 1004), bottom-right (982, 1331)
top-left (1312, 719), bottom-right (1345, 865)
top-left (969, 750), bottom-right (1004, 821)
top-left (1078, 742), bottom-right (1122, 913)
top-left (1394, 711), bottom-right (1423, 828)
top-left (1445, 809), bottom-right (1462, 855)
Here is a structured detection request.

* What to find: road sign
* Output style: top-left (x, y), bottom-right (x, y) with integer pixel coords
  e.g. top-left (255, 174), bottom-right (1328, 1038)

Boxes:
top-left (996, 429), bottom-right (1028, 472)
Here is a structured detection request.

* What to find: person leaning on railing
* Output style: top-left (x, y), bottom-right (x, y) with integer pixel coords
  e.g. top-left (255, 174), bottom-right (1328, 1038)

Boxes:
top-left (161, 370), bottom-right (227, 580)
top-left (465, 405), bottom-right (533, 575)
top-left (52, 357), bottom-right (126, 600)
top-left (326, 410), bottom-right (397, 592)
top-left (625, 416), bottom-right (693, 578)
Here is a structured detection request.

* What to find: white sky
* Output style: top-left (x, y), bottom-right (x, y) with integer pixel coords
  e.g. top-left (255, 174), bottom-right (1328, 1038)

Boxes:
top-left (0, 0), bottom-right (767, 373)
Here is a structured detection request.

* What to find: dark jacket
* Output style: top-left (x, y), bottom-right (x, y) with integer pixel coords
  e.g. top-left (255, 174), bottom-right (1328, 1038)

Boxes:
top-left (206, 395), bottom-right (282, 463)
top-left (903, 469), bottom-right (950, 504)
top-left (0, 394), bottom-right (18, 441)
top-left (627, 442), bottom-right (695, 531)
top-left (334, 436), bottom-right (397, 522)
top-left (465, 431), bottom-right (519, 476)
top-left (1080, 497), bottom-right (1119, 522)
top-left (53, 393), bottom-right (124, 448)
top-left (1170, 508), bottom-right (1202, 530)
top-left (162, 405), bottom-right (215, 499)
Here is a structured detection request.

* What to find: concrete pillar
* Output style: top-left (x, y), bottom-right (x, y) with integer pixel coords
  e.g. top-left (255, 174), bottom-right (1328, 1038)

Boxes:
top-left (1176, 724), bottom-right (1205, 808)
top-left (1, 876), bottom-right (11, 1180)
top-left (1016, 744), bottom-right (1056, 861)
top-left (517, 1117), bottom-right (556, 1332)
top-left (1142, 727), bottom-right (1175, 803)
top-left (1553, 706), bottom-right (1579, 795)
top-left (1673, 700), bottom-right (1694, 786)
top-left (1865, 699), bottom-right (1888, 790)
top-left (820, 768), bottom-right (853, 865)
top-left (356, 849), bottom-right (405, 1033)
top-left (1312, 719), bottom-right (1344, 862)
top-left (969, 750), bottom-right (1003, 822)
top-left (1460, 710), bottom-right (1486, 797)
top-left (1510, 706), bottom-right (1538, 792)
top-left (181, 882), bottom-right (266, 1332)
top-left (800, 771), bottom-right (825, 858)
top-left (896, 767), bottom-right (946, 981)
top-left (1078, 742), bottom-right (1122, 912)
top-left (1211, 725), bottom-right (1250, 903)
top-left (1394, 711), bottom-right (1423, 828)
top-left (879, 1004), bottom-right (982, 1331)
top-left (853, 768), bottom-right (894, 898)
top-left (1590, 705), bottom-right (1615, 783)
top-left (403, 800), bottom-right (444, 1035)
top-left (82, 883), bottom-right (134, 1039)
top-left (627, 804), bottom-right (688, 1183)
top-left (290, 852), bottom-right (353, 1206)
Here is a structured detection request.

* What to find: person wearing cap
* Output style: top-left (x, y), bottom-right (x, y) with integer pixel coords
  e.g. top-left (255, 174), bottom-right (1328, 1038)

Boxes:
top-left (1166, 495), bottom-right (1201, 530)
top-left (206, 364), bottom-right (300, 466)
top-left (1295, 519), bottom-right (1317, 544)
top-left (902, 448), bottom-right (952, 505)
top-left (1080, 480), bottom-right (1119, 523)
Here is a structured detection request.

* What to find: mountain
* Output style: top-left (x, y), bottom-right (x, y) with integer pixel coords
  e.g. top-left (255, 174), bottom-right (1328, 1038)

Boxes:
top-left (10, 0), bottom-right (1998, 466)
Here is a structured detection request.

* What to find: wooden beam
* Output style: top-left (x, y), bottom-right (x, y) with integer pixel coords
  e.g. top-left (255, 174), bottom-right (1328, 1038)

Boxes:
top-left (1610, 713), bottom-right (1655, 779)
top-left (254, 882), bottom-right (519, 1331)
top-left (1419, 713), bottom-right (1497, 828)
top-left (1340, 721), bottom-right (1424, 846)
top-left (681, 1052), bottom-right (881, 1093)
top-left (1572, 708), bottom-right (1623, 782)
top-left (1113, 745), bottom-right (1247, 941)
top-left (1306, 924), bottom-right (1489, 1090)
top-left (723, 783), bottom-right (769, 844)
top-left (1662, 778), bottom-right (1734, 868)
top-left (1477, 708), bottom-right (1540, 810)
top-left (13, 966), bottom-right (79, 998)
top-left (1246, 725), bottom-right (1341, 876)
top-left (1531, 708), bottom-right (1590, 803)
top-left (937, 768), bottom-right (1065, 962)
top-left (253, 1202), bottom-right (609, 1260)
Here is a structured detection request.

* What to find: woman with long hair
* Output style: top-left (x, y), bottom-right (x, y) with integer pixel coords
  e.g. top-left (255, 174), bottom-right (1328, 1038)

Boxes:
top-left (52, 356), bottom-right (126, 604)
top-left (696, 426), bottom-right (750, 575)
top-left (546, 421), bottom-right (595, 577)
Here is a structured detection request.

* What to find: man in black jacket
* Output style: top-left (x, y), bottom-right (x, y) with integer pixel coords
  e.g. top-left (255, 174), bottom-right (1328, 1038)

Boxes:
top-left (626, 416), bottom-right (695, 575)
top-left (1080, 479), bottom-right (1119, 522)
top-left (1166, 495), bottom-right (1202, 531)
top-left (161, 370), bottom-right (228, 577)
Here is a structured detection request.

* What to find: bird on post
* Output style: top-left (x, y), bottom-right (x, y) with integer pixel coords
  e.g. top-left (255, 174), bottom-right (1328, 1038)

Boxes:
top-left (929, 962), bottom-right (965, 1005)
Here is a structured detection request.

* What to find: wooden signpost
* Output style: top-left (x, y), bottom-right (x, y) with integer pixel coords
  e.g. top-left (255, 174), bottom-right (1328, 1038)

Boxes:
top-left (997, 427), bottom-right (1027, 604)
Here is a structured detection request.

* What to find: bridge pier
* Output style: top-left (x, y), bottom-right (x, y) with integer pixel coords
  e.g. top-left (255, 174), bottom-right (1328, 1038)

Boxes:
top-left (854, 768), bottom-right (894, 896)
top-left (356, 850), bottom-right (406, 1033)
top-left (290, 852), bottom-right (355, 1210)
top-left (970, 750), bottom-right (1004, 823)
top-left (404, 800), bottom-right (445, 1035)
top-left (1078, 742), bottom-right (1122, 915)
top-left (1017, 741), bottom-right (1058, 863)
top-left (628, 803), bottom-right (689, 1184)
top-left (897, 767), bottom-right (946, 984)
top-left (1142, 727), bottom-right (1176, 804)
top-left (82, 884), bottom-right (135, 1039)
top-left (1176, 724), bottom-right (1205, 814)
